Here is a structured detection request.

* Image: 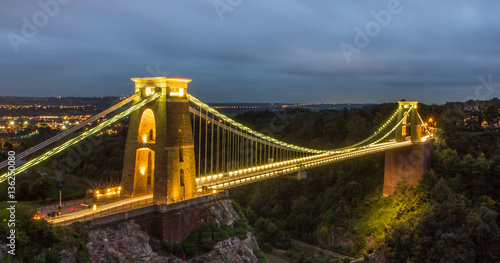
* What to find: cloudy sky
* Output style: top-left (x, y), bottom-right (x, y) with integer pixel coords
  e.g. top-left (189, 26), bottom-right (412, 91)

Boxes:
top-left (1, 0), bottom-right (499, 104)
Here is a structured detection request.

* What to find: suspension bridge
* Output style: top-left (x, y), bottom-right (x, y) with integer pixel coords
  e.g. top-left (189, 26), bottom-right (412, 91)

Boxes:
top-left (1, 77), bottom-right (433, 231)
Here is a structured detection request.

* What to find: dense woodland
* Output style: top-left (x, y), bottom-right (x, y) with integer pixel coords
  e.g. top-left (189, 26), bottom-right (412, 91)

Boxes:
top-left (0, 99), bottom-right (499, 262)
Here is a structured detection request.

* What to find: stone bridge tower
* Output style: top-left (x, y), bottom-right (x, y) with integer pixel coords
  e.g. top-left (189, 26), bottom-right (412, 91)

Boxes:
top-left (383, 101), bottom-right (433, 195)
top-left (121, 77), bottom-right (197, 204)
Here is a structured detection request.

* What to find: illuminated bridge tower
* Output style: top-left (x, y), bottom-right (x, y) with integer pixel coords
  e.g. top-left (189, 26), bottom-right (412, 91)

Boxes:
top-left (383, 101), bottom-right (432, 196)
top-left (121, 77), bottom-right (197, 204)
top-left (395, 101), bottom-right (421, 143)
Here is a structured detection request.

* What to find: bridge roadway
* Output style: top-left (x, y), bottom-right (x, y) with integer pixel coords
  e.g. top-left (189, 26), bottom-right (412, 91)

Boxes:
top-left (48, 141), bottom-right (414, 226)
top-left (196, 141), bottom-right (413, 190)
top-left (49, 194), bottom-right (153, 226)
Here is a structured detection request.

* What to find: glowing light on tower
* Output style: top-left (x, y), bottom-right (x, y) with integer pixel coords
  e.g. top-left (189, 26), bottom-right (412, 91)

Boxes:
top-left (169, 87), bottom-right (184, 97)
top-left (145, 87), bottom-right (153, 96)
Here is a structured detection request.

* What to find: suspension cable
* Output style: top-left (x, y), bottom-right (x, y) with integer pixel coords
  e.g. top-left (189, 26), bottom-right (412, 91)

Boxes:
top-left (417, 112), bottom-right (432, 137)
top-left (0, 92), bottom-right (141, 170)
top-left (0, 93), bottom-right (160, 183)
top-left (189, 95), bottom-right (403, 154)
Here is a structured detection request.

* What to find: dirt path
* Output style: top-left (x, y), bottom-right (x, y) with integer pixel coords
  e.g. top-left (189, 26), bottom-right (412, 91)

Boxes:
top-left (264, 252), bottom-right (290, 263)
top-left (291, 239), bottom-right (352, 260)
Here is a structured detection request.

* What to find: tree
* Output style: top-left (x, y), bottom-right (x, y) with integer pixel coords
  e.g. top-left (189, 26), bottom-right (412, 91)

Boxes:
top-left (29, 177), bottom-right (53, 200)
top-left (346, 114), bottom-right (369, 143)
top-left (3, 141), bottom-right (13, 151)
top-left (484, 105), bottom-right (499, 126)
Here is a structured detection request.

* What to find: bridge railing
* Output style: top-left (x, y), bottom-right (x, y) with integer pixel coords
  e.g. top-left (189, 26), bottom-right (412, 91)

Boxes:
top-left (49, 197), bottom-right (154, 227)
top-left (37, 198), bottom-right (90, 213)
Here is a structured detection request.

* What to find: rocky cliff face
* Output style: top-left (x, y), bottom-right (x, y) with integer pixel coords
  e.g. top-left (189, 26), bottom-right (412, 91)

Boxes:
top-left (86, 199), bottom-right (263, 263)
top-left (206, 199), bottom-right (241, 227)
top-left (187, 233), bottom-right (260, 263)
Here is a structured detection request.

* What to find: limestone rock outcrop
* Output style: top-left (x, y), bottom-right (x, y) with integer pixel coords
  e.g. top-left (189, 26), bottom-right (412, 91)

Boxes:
top-left (86, 200), bottom-right (262, 263)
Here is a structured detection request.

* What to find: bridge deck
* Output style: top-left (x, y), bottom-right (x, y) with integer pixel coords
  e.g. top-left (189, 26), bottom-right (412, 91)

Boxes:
top-left (47, 141), bottom-right (414, 226)
top-left (196, 141), bottom-right (412, 190)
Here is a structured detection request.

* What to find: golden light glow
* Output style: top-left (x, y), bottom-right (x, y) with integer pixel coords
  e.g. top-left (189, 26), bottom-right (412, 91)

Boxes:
top-left (428, 118), bottom-right (433, 122)
top-left (145, 87), bottom-right (153, 96)
top-left (169, 87), bottom-right (184, 97)
top-left (138, 109), bottom-right (156, 143)
top-left (93, 204), bottom-right (97, 211)
top-left (135, 148), bottom-right (155, 191)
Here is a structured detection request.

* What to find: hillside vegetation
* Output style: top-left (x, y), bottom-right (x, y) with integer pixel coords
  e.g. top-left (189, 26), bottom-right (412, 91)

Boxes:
top-left (230, 101), bottom-right (500, 262)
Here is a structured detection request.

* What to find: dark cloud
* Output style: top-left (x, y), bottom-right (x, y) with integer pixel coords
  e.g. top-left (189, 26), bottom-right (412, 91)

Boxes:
top-left (1, 0), bottom-right (500, 104)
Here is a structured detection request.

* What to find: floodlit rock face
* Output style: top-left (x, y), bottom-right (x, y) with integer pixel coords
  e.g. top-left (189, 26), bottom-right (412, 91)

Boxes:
top-left (87, 220), bottom-right (168, 263)
top-left (86, 200), bottom-right (261, 263)
top-left (191, 233), bottom-right (259, 263)
top-left (206, 199), bottom-right (241, 227)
